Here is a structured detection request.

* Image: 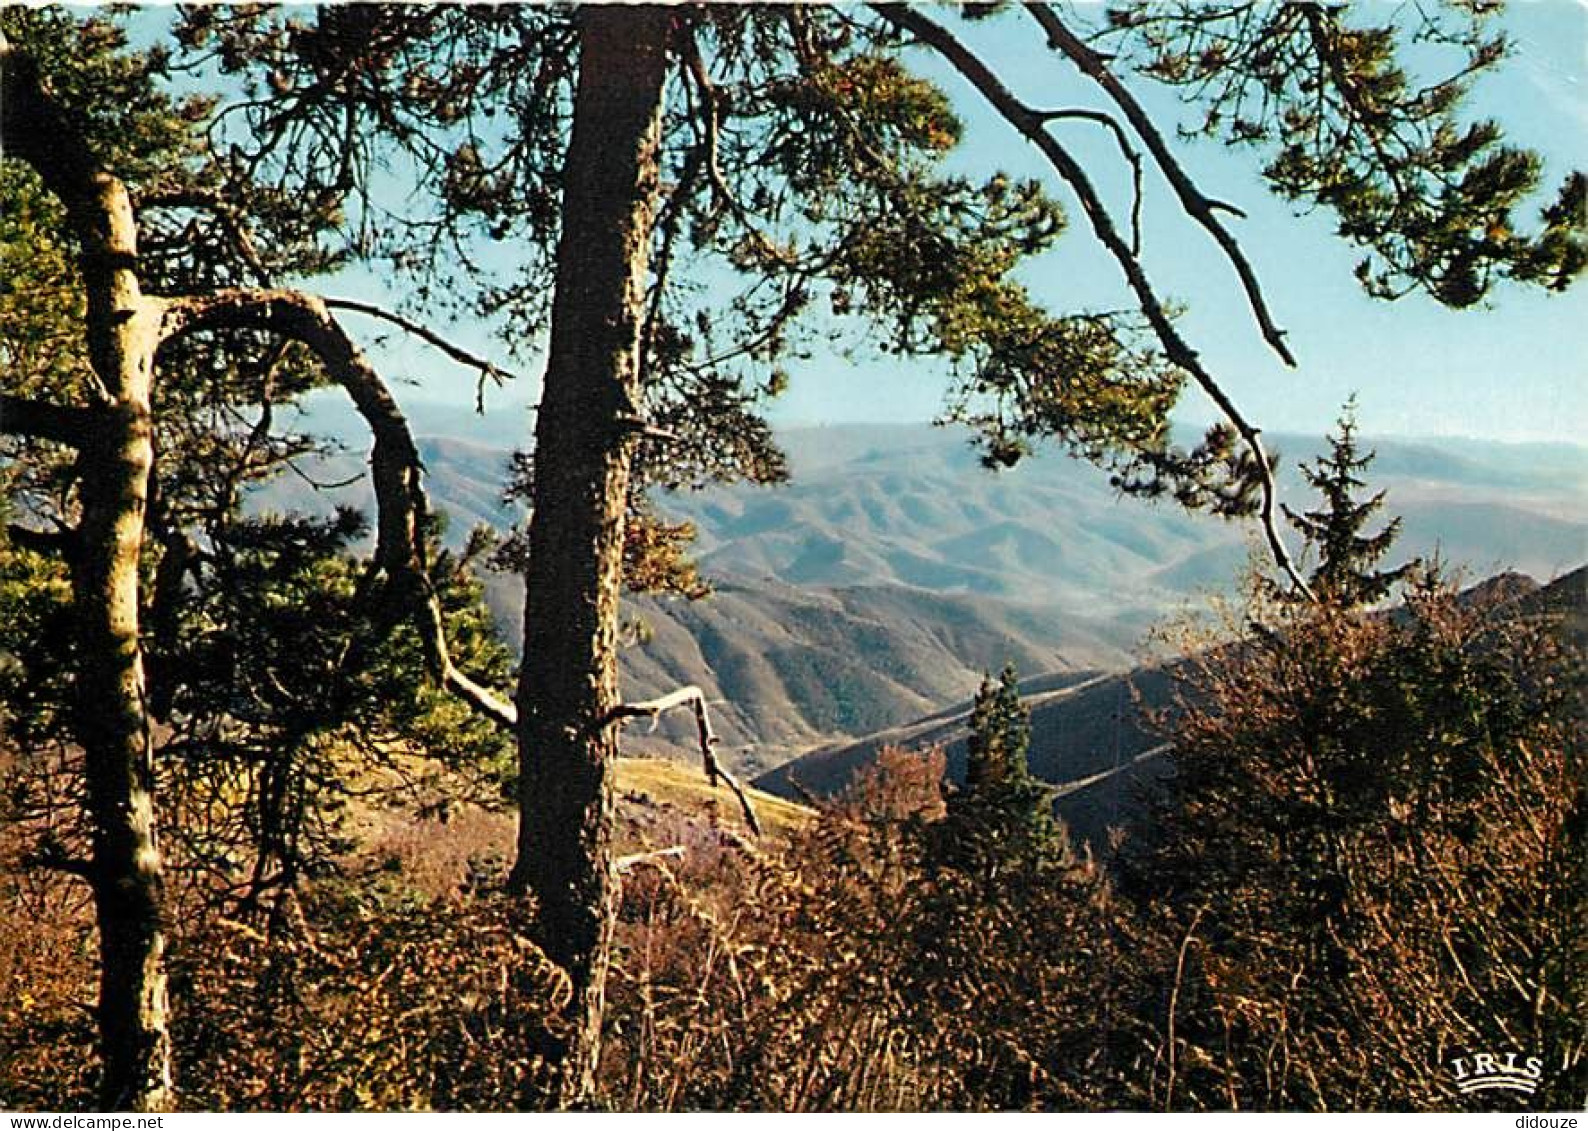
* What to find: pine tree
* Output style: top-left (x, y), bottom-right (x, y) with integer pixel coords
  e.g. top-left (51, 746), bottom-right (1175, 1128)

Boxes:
top-left (965, 664), bottom-right (1031, 792)
top-left (903, 663), bottom-right (1116, 1107)
top-left (1282, 398), bottom-right (1414, 606)
top-left (0, 14), bottom-right (521, 1107)
top-left (949, 664), bottom-right (1070, 872)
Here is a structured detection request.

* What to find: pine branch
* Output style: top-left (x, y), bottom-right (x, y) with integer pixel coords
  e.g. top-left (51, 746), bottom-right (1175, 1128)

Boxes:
top-left (614, 845), bottom-right (687, 873)
top-left (162, 289), bottom-right (519, 730)
top-left (1027, 4), bottom-right (1294, 365)
top-left (136, 187), bottom-right (274, 286)
top-left (873, 4), bottom-right (1314, 601)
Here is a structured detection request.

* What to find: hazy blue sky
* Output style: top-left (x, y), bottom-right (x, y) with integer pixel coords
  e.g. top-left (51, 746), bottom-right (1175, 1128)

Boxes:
top-left (323, 4), bottom-right (1587, 445)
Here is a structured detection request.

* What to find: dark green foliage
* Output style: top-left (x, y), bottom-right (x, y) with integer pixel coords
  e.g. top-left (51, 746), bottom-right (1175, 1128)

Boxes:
top-left (151, 510), bottom-right (516, 896)
top-left (1283, 398), bottom-right (1416, 606)
top-left (946, 663), bottom-right (1069, 870)
top-left (0, 509), bottom-right (517, 908)
top-left (0, 531), bottom-right (73, 750)
top-left (0, 7), bottom-right (340, 295)
top-left (1103, 3), bottom-right (1586, 307)
top-left (897, 667), bottom-right (1123, 1109)
top-left (965, 664), bottom-right (1031, 789)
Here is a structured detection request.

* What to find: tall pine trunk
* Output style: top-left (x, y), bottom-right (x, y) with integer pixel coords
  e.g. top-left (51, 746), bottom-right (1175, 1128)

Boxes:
top-left (507, 5), bottom-right (671, 1105)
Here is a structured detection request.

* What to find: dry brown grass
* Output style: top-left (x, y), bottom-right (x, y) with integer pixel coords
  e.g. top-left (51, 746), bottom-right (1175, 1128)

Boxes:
top-left (0, 749), bottom-right (814, 1111)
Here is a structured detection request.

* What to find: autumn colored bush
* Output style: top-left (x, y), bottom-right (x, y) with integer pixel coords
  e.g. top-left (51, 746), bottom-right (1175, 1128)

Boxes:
top-left (0, 792), bottom-right (98, 1111)
top-left (171, 882), bottom-right (565, 1111)
top-left (601, 730), bottom-right (1139, 1112)
top-left (0, 725), bottom-right (555, 1112)
top-left (1126, 573), bottom-right (1585, 1110)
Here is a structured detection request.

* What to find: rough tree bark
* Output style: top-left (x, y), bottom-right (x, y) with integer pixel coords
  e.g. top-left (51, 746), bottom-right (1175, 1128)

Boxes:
top-left (505, 4), bottom-right (673, 1105)
top-left (72, 253), bottom-right (171, 1116)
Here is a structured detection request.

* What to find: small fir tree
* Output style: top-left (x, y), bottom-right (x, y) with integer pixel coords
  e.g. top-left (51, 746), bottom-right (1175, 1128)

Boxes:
top-left (965, 663), bottom-right (1032, 792)
top-left (1282, 398), bottom-right (1415, 606)
top-left (946, 663), bottom-right (1074, 875)
top-left (900, 663), bottom-right (1118, 1107)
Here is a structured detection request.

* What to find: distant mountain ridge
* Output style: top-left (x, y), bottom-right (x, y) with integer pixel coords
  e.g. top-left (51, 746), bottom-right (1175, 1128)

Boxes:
top-left (259, 410), bottom-right (1588, 771)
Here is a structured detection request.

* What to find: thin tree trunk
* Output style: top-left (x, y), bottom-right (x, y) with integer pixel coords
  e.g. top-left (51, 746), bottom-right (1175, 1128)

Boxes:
top-left (69, 188), bottom-right (170, 1114)
top-left (76, 365), bottom-right (170, 1112)
top-left (71, 186), bottom-right (172, 1116)
top-left (506, 5), bottom-right (672, 1106)
top-left (3, 40), bottom-right (173, 1110)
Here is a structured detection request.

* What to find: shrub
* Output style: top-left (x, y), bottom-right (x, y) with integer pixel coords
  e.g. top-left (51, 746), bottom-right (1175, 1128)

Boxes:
top-left (1127, 573), bottom-right (1585, 1110)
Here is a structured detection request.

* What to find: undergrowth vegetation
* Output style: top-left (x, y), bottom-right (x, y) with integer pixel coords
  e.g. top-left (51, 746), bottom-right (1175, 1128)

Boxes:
top-left (2, 572), bottom-right (1582, 1111)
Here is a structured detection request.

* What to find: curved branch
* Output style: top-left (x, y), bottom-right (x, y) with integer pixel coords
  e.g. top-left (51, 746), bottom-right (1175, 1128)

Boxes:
top-left (873, 5), bottom-right (1313, 600)
top-left (607, 685), bottom-right (762, 835)
top-left (162, 289), bottom-right (519, 729)
top-left (0, 34), bottom-right (110, 237)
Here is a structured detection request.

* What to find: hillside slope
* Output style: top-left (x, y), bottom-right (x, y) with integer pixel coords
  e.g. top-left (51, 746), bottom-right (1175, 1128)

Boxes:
top-left (757, 565), bottom-right (1587, 850)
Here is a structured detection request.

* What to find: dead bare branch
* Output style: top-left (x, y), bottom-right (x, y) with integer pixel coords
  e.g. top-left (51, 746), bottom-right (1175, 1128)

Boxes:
top-left (322, 296), bottom-right (519, 408)
top-left (608, 685), bottom-right (762, 835)
top-left (615, 845), bottom-right (687, 873)
top-left (1034, 107), bottom-right (1146, 254)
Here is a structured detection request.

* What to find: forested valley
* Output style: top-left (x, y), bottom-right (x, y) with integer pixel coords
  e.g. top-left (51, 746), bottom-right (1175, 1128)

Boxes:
top-left (1, 5), bottom-right (1582, 1112)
